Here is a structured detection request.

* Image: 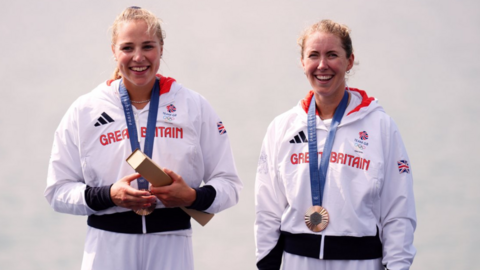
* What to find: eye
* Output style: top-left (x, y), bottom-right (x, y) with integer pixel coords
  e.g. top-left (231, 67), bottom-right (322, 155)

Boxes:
top-left (328, 53), bottom-right (338, 58)
top-left (120, 46), bottom-right (133, 52)
top-left (143, 45), bottom-right (154, 50)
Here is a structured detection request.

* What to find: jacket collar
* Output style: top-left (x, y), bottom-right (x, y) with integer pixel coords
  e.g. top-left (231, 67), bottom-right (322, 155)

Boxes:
top-left (300, 88), bottom-right (375, 116)
top-left (106, 74), bottom-right (176, 96)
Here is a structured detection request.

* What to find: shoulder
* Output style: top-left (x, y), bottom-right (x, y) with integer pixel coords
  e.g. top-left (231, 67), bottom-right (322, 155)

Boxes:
top-left (169, 81), bottom-right (217, 115)
top-left (273, 97), bottom-right (307, 126)
top-left (347, 88), bottom-right (402, 137)
top-left (175, 82), bottom-right (207, 103)
top-left (73, 80), bottom-right (118, 107)
top-left (272, 106), bottom-right (301, 126)
top-left (161, 79), bottom-right (201, 102)
top-left (59, 80), bottom-right (118, 126)
top-left (264, 102), bottom-right (305, 140)
top-left (346, 87), bottom-right (393, 121)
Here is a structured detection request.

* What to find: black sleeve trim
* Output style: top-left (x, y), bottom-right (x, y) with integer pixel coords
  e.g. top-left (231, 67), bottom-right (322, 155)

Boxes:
top-left (187, 185), bottom-right (216, 211)
top-left (85, 185), bottom-right (115, 211)
top-left (257, 233), bottom-right (285, 270)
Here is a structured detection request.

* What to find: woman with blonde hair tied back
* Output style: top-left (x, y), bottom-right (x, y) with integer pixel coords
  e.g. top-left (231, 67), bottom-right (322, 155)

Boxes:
top-left (255, 19), bottom-right (416, 270)
top-left (45, 6), bottom-right (242, 270)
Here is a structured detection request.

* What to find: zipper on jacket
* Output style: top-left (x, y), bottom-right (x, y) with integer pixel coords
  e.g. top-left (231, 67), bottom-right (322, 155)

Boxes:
top-left (134, 109), bottom-right (148, 234)
top-left (319, 234), bottom-right (325, 259)
top-left (142, 215), bottom-right (147, 234)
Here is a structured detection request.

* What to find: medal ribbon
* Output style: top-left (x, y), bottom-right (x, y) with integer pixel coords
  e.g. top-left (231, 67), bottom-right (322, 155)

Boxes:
top-left (307, 90), bottom-right (349, 206)
top-left (119, 78), bottom-right (160, 190)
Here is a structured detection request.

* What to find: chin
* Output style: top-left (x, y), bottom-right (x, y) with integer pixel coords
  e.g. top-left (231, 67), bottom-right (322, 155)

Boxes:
top-left (313, 87), bottom-right (334, 95)
top-left (127, 75), bottom-right (155, 86)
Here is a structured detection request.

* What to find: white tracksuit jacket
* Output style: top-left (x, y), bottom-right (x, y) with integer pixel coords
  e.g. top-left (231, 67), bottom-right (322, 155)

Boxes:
top-left (255, 88), bottom-right (416, 270)
top-left (45, 77), bottom-right (242, 268)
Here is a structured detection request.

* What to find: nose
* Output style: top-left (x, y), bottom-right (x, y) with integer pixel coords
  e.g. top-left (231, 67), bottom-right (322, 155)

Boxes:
top-left (133, 49), bottom-right (145, 62)
top-left (317, 57), bottom-right (328, 70)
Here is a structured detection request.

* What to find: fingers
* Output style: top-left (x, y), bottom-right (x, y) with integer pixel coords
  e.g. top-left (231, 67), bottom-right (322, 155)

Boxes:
top-left (150, 168), bottom-right (177, 195)
top-left (123, 172), bottom-right (141, 182)
top-left (111, 173), bottom-right (157, 209)
top-left (150, 167), bottom-right (184, 195)
top-left (120, 173), bottom-right (143, 185)
top-left (163, 168), bottom-right (181, 182)
top-left (149, 168), bottom-right (196, 208)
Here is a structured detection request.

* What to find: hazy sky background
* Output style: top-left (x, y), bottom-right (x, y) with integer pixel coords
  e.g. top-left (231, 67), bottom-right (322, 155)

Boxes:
top-left (1, 0), bottom-right (479, 269)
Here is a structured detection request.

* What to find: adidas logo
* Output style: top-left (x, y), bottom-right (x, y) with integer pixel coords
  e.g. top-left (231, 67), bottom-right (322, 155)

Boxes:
top-left (94, 112), bottom-right (115, 127)
top-left (290, 131), bottom-right (308, 144)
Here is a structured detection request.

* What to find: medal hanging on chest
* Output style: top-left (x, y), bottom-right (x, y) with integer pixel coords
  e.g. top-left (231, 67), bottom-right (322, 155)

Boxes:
top-left (120, 78), bottom-right (160, 216)
top-left (305, 91), bottom-right (348, 232)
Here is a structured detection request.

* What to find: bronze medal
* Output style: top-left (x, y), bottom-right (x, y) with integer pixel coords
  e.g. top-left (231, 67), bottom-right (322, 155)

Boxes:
top-left (134, 189), bottom-right (157, 216)
top-left (134, 203), bottom-right (156, 216)
top-left (305, 205), bottom-right (329, 232)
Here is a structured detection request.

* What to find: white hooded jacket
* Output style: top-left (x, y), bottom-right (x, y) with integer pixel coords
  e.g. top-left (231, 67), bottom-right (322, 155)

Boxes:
top-left (45, 77), bottom-right (242, 234)
top-left (255, 88), bottom-right (416, 270)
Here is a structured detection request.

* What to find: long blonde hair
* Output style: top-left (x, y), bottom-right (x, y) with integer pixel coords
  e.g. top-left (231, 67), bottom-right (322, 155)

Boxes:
top-left (110, 7), bottom-right (165, 80)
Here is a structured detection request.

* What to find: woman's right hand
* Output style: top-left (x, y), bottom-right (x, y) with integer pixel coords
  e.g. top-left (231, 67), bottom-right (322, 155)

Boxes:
top-left (110, 173), bottom-right (157, 210)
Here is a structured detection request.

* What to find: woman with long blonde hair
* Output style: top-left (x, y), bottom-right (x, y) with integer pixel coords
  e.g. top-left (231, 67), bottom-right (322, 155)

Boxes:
top-left (45, 7), bottom-right (242, 270)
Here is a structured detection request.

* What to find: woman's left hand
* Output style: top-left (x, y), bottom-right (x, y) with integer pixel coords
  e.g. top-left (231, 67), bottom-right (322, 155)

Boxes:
top-left (150, 168), bottom-right (196, 208)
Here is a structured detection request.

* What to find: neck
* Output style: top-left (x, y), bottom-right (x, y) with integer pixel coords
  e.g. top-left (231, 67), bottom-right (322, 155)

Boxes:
top-left (123, 78), bottom-right (156, 103)
top-left (131, 102), bottom-right (149, 110)
top-left (314, 90), bottom-right (348, 120)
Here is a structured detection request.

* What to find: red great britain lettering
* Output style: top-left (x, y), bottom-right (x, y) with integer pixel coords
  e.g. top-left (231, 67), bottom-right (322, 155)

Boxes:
top-left (290, 151), bottom-right (370, 171)
top-left (99, 126), bottom-right (184, 146)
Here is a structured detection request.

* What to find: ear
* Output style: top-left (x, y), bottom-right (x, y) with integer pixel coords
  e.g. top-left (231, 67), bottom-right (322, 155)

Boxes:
top-left (301, 57), bottom-right (306, 72)
top-left (111, 44), bottom-right (116, 58)
top-left (160, 46), bottom-right (164, 58)
top-left (347, 53), bottom-right (355, 71)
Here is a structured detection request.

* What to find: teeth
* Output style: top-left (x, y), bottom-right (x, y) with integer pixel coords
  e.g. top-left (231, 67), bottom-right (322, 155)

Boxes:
top-left (316, 75), bottom-right (333, 80)
top-left (131, 67), bottom-right (148, 71)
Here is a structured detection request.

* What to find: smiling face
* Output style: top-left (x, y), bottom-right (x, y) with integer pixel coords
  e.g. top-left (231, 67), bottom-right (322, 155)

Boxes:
top-left (112, 19), bottom-right (163, 93)
top-left (301, 31), bottom-right (354, 102)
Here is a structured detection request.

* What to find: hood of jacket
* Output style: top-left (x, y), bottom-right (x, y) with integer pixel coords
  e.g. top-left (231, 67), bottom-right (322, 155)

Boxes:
top-left (296, 87), bottom-right (385, 128)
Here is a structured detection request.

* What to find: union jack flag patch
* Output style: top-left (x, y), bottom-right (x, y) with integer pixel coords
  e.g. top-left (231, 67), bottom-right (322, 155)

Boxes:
top-left (397, 160), bottom-right (410, 174)
top-left (217, 121), bottom-right (227, 135)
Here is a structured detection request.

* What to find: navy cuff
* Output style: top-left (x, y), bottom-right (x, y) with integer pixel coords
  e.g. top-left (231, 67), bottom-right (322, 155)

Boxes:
top-left (187, 185), bottom-right (216, 211)
top-left (85, 185), bottom-right (116, 211)
top-left (257, 233), bottom-right (285, 270)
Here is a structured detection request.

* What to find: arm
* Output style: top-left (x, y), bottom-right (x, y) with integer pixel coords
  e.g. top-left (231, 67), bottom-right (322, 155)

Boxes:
top-left (44, 103), bottom-right (95, 215)
top-left (196, 96), bottom-right (242, 214)
top-left (255, 121), bottom-right (288, 270)
top-left (380, 119), bottom-right (417, 270)
top-left (150, 168), bottom-right (202, 209)
top-left (86, 177), bottom-right (157, 211)
top-left (45, 102), bottom-right (156, 215)
top-left (150, 95), bottom-right (241, 212)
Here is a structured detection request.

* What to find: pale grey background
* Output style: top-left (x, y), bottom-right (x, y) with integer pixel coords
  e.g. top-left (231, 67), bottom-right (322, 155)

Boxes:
top-left (1, 0), bottom-right (479, 269)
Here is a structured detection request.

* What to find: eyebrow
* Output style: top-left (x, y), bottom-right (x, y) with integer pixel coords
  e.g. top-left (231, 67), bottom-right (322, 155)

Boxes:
top-left (307, 49), bottom-right (340, 54)
top-left (118, 41), bottom-right (158, 46)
